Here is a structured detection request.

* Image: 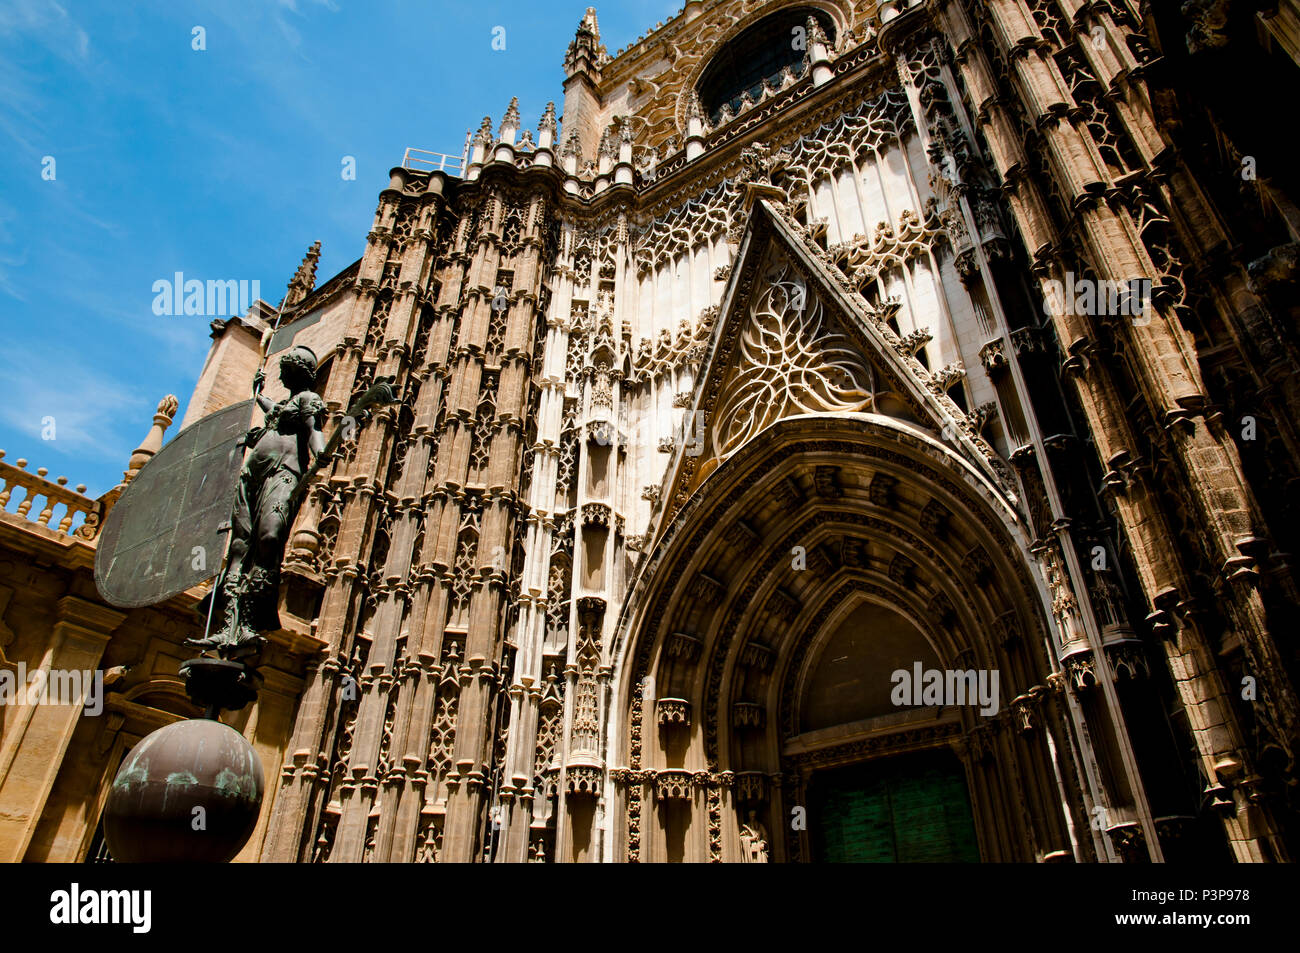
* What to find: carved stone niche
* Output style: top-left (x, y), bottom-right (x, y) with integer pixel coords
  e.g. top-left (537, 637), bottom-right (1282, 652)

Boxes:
top-left (732, 701), bottom-right (764, 729)
top-left (576, 596), bottom-right (606, 633)
top-left (805, 543), bottom-right (835, 576)
top-left (723, 520), bottom-right (759, 548)
top-left (687, 573), bottom-right (725, 607)
top-left (1010, 326), bottom-right (1046, 357)
top-left (739, 640), bottom-right (774, 671)
top-left (962, 546), bottom-right (993, 587)
top-left (1106, 641), bottom-right (1150, 682)
top-left (566, 764), bottom-right (603, 798)
top-left (733, 771), bottom-right (769, 805)
top-left (932, 591), bottom-right (957, 626)
top-left (813, 465), bottom-right (842, 498)
top-left (868, 472), bottom-right (897, 506)
top-left (581, 502), bottom-right (611, 528)
top-left (768, 587), bottom-right (800, 623)
top-left (965, 722), bottom-right (997, 764)
top-left (888, 552), bottom-right (915, 589)
top-left (1063, 650), bottom-right (1100, 691)
top-left (994, 609), bottom-right (1021, 650)
top-left (1105, 821), bottom-right (1147, 864)
top-left (657, 697), bottom-right (692, 728)
top-left (920, 494), bottom-right (951, 538)
top-left (667, 631), bottom-right (702, 663)
top-left (1009, 685), bottom-right (1048, 733)
top-left (840, 537), bottom-right (868, 569)
top-left (771, 476), bottom-right (804, 511)
top-left (979, 338), bottom-right (1007, 374)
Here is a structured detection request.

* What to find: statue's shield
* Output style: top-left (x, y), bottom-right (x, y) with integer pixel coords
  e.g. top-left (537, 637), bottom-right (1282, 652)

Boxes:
top-left (95, 400), bottom-right (254, 608)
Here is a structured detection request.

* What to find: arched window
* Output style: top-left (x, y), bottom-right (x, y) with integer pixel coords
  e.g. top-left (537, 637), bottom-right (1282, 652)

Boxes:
top-left (696, 7), bottom-right (836, 124)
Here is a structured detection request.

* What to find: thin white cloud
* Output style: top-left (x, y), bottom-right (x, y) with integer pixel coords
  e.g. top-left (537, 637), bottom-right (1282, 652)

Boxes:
top-left (0, 0), bottom-right (91, 61)
top-left (0, 345), bottom-right (150, 464)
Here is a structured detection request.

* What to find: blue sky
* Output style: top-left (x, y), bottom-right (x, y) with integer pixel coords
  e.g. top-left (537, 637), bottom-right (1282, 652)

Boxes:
top-left (0, 0), bottom-right (677, 499)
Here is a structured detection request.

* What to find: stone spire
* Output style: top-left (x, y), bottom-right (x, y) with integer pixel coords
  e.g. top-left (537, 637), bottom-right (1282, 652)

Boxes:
top-left (283, 240), bottom-right (321, 309)
top-left (597, 125), bottom-right (618, 175)
top-left (562, 129), bottom-right (582, 175)
top-left (564, 7), bottom-right (605, 79)
top-left (468, 116), bottom-right (495, 172)
top-left (539, 101), bottom-right (558, 143)
top-left (499, 96), bottom-right (521, 144)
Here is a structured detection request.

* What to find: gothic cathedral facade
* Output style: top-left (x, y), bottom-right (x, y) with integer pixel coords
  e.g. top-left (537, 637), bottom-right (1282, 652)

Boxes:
top-left (147, 1), bottom-right (1300, 862)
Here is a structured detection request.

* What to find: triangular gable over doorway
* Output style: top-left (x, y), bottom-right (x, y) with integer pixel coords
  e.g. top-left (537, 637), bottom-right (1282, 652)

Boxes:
top-left (651, 199), bottom-right (1016, 538)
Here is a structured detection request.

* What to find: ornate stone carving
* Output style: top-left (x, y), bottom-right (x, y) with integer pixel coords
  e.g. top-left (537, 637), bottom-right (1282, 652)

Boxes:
top-left (732, 702), bottom-right (764, 728)
top-left (656, 697), bottom-right (691, 727)
top-left (813, 465), bottom-right (842, 498)
top-left (653, 770), bottom-right (693, 801)
top-left (566, 764), bottom-right (603, 798)
top-left (687, 572), bottom-right (725, 606)
top-left (739, 640), bottom-right (774, 671)
top-left (919, 498), bottom-right (949, 538)
top-left (710, 252), bottom-right (874, 461)
top-left (667, 631), bottom-right (702, 662)
top-left (868, 472), bottom-right (896, 507)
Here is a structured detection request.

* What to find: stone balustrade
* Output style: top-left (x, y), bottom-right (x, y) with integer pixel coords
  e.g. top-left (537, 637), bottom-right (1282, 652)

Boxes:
top-left (0, 450), bottom-right (101, 539)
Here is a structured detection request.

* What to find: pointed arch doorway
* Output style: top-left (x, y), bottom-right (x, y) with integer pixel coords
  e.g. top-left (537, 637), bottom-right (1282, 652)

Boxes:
top-left (788, 597), bottom-right (983, 863)
top-left (606, 415), bottom-right (1075, 862)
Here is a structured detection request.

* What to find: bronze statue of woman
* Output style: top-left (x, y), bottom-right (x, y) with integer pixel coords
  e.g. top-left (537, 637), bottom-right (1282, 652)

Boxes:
top-left (190, 345), bottom-right (326, 659)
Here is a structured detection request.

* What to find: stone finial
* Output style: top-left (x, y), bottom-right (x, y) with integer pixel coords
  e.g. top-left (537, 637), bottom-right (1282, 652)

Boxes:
top-left (537, 101), bottom-right (558, 154)
top-left (539, 101), bottom-right (558, 135)
top-left (562, 129), bottom-right (582, 175)
top-left (502, 96), bottom-right (521, 127)
top-left (284, 240), bottom-right (321, 309)
top-left (687, 89), bottom-right (704, 121)
top-left (686, 91), bottom-right (708, 160)
top-left (499, 97), bottom-right (521, 143)
top-left (474, 116), bottom-right (494, 147)
top-left (806, 15), bottom-right (830, 47)
top-left (806, 16), bottom-right (834, 86)
top-left (598, 127), bottom-right (617, 160)
top-left (124, 395), bottom-right (180, 482)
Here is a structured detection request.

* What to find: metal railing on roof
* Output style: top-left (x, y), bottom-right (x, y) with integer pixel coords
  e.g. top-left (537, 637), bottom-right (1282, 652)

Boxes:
top-left (401, 147), bottom-right (465, 175)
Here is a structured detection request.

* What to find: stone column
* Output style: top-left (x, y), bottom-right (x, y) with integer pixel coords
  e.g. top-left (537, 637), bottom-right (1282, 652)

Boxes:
top-left (0, 596), bottom-right (123, 862)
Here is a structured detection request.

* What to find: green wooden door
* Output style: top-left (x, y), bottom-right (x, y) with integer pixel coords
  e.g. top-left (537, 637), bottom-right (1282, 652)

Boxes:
top-left (810, 750), bottom-right (980, 863)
